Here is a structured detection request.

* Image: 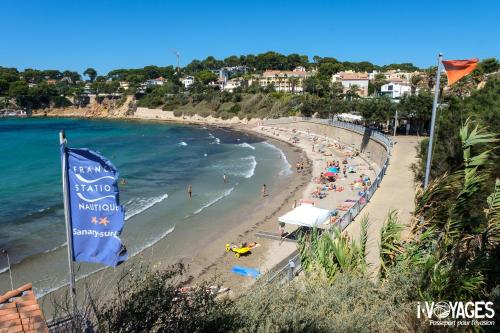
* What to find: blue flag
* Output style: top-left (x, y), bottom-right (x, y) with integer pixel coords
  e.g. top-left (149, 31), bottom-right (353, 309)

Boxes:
top-left (63, 147), bottom-right (128, 266)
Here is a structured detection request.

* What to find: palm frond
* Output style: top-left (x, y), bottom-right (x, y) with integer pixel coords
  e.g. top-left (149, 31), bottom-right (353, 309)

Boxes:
top-left (359, 214), bottom-right (369, 260)
top-left (485, 179), bottom-right (500, 247)
top-left (379, 210), bottom-right (403, 277)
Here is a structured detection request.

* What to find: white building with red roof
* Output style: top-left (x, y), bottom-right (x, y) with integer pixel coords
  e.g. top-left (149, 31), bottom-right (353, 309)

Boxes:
top-left (332, 71), bottom-right (370, 97)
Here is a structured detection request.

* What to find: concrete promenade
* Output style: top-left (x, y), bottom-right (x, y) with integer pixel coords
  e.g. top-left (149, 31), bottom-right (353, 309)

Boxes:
top-left (345, 135), bottom-right (421, 274)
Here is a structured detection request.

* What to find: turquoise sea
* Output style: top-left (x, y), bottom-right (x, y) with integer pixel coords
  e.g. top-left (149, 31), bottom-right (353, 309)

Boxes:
top-left (0, 117), bottom-right (292, 295)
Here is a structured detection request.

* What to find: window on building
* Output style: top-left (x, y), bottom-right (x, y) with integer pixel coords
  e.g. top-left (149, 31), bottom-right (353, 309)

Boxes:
top-left (388, 85), bottom-right (393, 91)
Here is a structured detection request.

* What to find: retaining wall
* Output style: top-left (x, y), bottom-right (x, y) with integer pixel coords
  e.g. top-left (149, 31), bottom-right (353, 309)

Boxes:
top-left (264, 120), bottom-right (389, 168)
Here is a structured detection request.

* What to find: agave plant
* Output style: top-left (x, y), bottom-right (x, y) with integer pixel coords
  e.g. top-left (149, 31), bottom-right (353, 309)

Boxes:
top-left (298, 215), bottom-right (369, 282)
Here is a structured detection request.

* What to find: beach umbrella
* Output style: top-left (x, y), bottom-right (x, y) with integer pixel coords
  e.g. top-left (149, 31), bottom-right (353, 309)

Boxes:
top-left (324, 172), bottom-right (336, 177)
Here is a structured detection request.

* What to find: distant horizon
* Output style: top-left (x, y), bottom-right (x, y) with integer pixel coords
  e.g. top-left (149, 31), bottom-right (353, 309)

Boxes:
top-left (2, 0), bottom-right (499, 74)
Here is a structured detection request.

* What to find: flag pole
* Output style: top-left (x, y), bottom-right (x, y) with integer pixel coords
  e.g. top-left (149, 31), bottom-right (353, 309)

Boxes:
top-left (60, 130), bottom-right (77, 317)
top-left (423, 53), bottom-right (443, 188)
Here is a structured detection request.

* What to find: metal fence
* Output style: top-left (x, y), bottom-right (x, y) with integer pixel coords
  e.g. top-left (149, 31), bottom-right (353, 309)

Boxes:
top-left (264, 117), bottom-right (392, 284)
top-left (266, 251), bottom-right (302, 285)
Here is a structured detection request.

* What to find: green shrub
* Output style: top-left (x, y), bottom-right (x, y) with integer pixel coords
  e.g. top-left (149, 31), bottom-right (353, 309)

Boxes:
top-left (218, 111), bottom-right (232, 120)
top-left (115, 95), bottom-right (127, 108)
top-left (228, 104), bottom-right (241, 113)
top-left (237, 111), bottom-right (247, 120)
top-left (198, 110), bottom-right (212, 118)
top-left (232, 269), bottom-right (419, 332)
top-left (232, 93), bottom-right (242, 103)
top-left (173, 110), bottom-right (183, 117)
top-left (51, 96), bottom-right (73, 108)
top-left (92, 264), bottom-right (235, 333)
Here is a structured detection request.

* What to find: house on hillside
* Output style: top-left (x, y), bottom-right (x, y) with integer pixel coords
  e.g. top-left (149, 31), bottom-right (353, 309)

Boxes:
top-left (221, 78), bottom-right (245, 92)
top-left (380, 79), bottom-right (411, 99)
top-left (181, 75), bottom-right (194, 89)
top-left (83, 83), bottom-right (92, 94)
top-left (119, 81), bottom-right (130, 90)
top-left (145, 77), bottom-right (165, 87)
top-left (258, 67), bottom-right (310, 93)
top-left (332, 71), bottom-right (369, 97)
top-left (369, 70), bottom-right (424, 85)
top-left (210, 66), bottom-right (249, 82)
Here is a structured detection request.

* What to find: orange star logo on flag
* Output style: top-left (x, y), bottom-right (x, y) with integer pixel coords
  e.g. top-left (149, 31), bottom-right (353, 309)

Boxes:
top-left (91, 216), bottom-right (98, 224)
top-left (99, 217), bottom-right (110, 226)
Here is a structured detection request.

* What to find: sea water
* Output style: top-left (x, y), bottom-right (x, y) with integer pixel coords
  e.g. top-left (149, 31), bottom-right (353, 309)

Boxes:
top-left (0, 117), bottom-right (292, 296)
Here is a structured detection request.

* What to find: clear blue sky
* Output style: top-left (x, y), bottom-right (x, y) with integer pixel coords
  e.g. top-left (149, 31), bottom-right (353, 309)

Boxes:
top-left (2, 0), bottom-right (499, 74)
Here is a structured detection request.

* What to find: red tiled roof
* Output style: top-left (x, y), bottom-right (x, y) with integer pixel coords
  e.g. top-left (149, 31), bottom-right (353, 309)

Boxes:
top-left (262, 70), bottom-right (308, 77)
top-left (0, 284), bottom-right (48, 333)
top-left (386, 77), bottom-right (405, 83)
top-left (340, 73), bottom-right (368, 80)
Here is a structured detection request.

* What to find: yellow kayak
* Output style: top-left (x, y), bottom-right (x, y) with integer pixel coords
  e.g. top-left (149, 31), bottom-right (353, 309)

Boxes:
top-left (225, 243), bottom-right (252, 258)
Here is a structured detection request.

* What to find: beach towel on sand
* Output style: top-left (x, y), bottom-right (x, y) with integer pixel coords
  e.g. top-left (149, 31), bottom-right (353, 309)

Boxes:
top-left (231, 266), bottom-right (261, 279)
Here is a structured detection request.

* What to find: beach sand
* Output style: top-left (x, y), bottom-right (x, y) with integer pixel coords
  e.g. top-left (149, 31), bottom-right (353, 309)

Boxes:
top-left (194, 124), bottom-right (377, 294)
top-left (38, 118), bottom-right (378, 319)
top-left (39, 126), bottom-right (309, 318)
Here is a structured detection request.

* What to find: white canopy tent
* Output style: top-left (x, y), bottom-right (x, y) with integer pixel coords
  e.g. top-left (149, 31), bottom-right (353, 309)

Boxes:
top-left (278, 204), bottom-right (331, 227)
top-left (336, 113), bottom-right (363, 122)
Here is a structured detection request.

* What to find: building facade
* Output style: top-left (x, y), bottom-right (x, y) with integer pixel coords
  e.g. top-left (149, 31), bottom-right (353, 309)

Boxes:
top-left (332, 71), bottom-right (369, 97)
top-left (258, 67), bottom-right (310, 93)
top-left (380, 81), bottom-right (411, 99)
top-left (181, 75), bottom-right (194, 89)
top-left (221, 78), bottom-right (243, 92)
top-left (145, 77), bottom-right (165, 87)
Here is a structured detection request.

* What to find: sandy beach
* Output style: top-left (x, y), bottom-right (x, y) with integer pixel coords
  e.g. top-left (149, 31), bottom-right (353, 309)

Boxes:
top-left (38, 121), bottom-right (309, 318)
top-left (194, 123), bottom-right (378, 293)
top-left (33, 112), bottom-right (380, 319)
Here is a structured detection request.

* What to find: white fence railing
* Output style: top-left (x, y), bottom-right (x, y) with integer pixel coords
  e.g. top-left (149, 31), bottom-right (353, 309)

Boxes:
top-left (264, 117), bottom-right (392, 284)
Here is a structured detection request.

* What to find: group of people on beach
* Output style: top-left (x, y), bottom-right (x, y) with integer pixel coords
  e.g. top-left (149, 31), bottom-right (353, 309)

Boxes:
top-left (295, 161), bottom-right (306, 173)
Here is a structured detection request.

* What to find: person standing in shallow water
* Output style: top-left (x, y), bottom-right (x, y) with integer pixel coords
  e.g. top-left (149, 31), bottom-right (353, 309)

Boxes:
top-left (261, 184), bottom-right (267, 197)
top-left (187, 185), bottom-right (192, 199)
top-left (223, 173), bottom-right (227, 183)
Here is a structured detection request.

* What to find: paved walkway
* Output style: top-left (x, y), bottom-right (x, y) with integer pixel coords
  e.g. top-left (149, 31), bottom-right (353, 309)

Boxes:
top-left (345, 135), bottom-right (420, 274)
